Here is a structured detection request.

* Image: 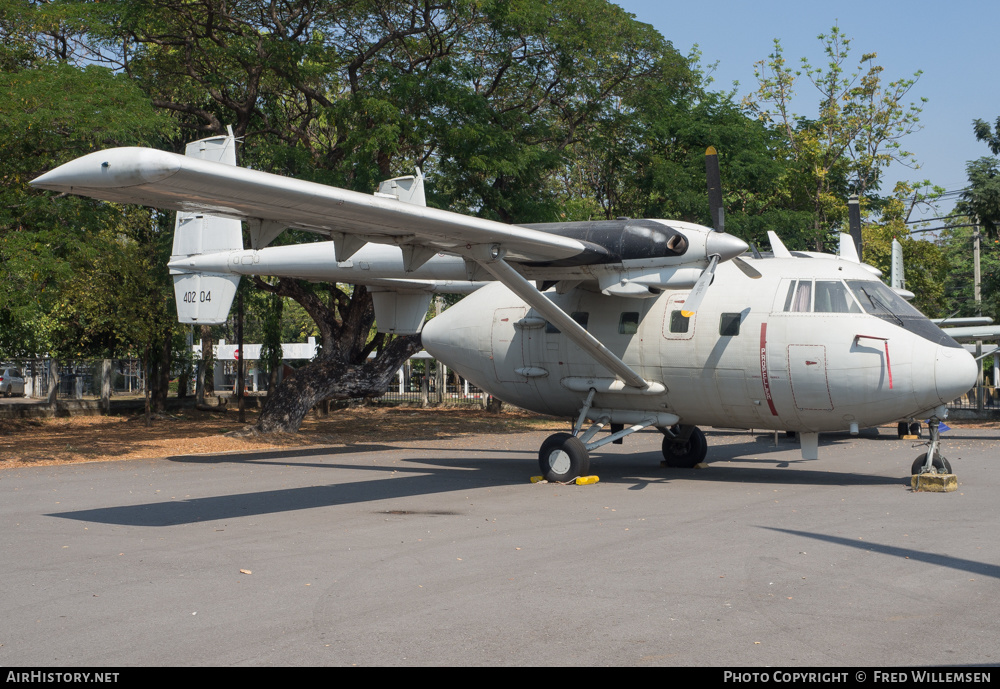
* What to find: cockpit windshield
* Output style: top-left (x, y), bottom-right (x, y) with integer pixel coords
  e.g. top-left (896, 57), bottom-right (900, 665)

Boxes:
top-left (777, 277), bottom-right (960, 347)
top-left (846, 279), bottom-right (962, 348)
top-left (846, 280), bottom-right (924, 321)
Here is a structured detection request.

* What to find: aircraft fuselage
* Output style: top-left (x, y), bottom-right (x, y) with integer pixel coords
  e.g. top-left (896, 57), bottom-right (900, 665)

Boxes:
top-left (421, 256), bottom-right (976, 434)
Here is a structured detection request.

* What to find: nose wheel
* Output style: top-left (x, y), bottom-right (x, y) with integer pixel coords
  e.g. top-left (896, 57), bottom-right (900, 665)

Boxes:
top-left (912, 416), bottom-right (951, 475)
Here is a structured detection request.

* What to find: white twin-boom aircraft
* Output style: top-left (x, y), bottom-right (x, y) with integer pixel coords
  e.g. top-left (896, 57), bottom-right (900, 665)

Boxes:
top-left (31, 133), bottom-right (977, 481)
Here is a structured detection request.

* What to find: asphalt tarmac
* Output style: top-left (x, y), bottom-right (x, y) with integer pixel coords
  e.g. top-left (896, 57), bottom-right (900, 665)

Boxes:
top-left (1, 425), bottom-right (998, 667)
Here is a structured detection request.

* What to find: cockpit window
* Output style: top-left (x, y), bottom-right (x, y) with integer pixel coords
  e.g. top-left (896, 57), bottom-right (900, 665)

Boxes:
top-left (845, 279), bottom-right (962, 348)
top-left (781, 279), bottom-right (863, 313)
top-left (815, 280), bottom-right (863, 313)
top-left (792, 280), bottom-right (812, 312)
top-left (846, 281), bottom-right (923, 320)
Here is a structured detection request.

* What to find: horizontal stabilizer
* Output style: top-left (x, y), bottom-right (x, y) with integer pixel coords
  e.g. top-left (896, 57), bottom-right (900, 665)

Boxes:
top-left (173, 273), bottom-right (240, 325)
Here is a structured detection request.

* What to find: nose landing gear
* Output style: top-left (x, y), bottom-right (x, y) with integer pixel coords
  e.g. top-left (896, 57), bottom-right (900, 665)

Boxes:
top-left (911, 416), bottom-right (952, 475)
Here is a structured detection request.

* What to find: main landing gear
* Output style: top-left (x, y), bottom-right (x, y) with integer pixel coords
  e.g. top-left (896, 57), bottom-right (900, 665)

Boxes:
top-left (660, 426), bottom-right (708, 468)
top-left (911, 416), bottom-right (952, 475)
top-left (536, 389), bottom-right (706, 482)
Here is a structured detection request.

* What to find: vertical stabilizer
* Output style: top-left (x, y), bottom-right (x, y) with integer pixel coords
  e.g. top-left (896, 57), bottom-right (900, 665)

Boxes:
top-left (170, 130), bottom-right (243, 324)
top-left (890, 238), bottom-right (915, 301)
top-left (375, 168), bottom-right (426, 206)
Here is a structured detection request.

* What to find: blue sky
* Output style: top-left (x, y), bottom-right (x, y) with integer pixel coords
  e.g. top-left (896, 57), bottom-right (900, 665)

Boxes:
top-left (614, 0), bottom-right (999, 221)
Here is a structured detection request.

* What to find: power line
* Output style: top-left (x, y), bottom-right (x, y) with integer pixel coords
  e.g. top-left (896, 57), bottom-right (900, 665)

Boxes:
top-left (909, 223), bottom-right (979, 234)
top-left (905, 213), bottom-right (967, 224)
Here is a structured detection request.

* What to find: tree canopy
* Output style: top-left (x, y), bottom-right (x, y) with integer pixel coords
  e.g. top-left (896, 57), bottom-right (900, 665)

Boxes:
top-left (2, 2), bottom-right (943, 429)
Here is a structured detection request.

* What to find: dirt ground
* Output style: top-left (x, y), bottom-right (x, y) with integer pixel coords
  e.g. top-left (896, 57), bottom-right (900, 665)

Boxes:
top-left (0, 406), bottom-right (566, 470)
top-left (2, 406), bottom-right (997, 471)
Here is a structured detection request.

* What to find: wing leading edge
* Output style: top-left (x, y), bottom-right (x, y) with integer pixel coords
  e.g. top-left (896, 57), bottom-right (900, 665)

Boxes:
top-left (31, 147), bottom-right (591, 264)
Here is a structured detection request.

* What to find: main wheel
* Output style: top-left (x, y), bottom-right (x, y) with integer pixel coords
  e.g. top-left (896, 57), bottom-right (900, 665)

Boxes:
top-left (909, 422), bottom-right (922, 438)
top-left (661, 426), bottom-right (708, 468)
top-left (897, 422), bottom-right (908, 439)
top-left (538, 433), bottom-right (590, 482)
top-left (911, 452), bottom-right (952, 475)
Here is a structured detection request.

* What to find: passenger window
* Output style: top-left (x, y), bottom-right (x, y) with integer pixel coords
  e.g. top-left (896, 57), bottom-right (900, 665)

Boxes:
top-left (547, 312), bottom-right (589, 334)
top-left (719, 313), bottom-right (741, 336)
top-left (619, 312), bottom-right (639, 334)
top-left (669, 310), bottom-right (690, 333)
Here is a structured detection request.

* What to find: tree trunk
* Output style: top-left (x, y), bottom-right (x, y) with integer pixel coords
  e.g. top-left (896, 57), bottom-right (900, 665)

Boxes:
top-left (253, 335), bottom-right (421, 433)
top-left (152, 336), bottom-right (172, 412)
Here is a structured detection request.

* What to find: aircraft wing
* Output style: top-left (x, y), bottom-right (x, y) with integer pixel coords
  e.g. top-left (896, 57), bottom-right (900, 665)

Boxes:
top-left (31, 147), bottom-right (593, 264)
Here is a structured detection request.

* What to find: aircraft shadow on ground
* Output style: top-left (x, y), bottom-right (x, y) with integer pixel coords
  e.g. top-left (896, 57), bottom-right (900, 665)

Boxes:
top-left (48, 451), bottom-right (539, 527)
top-left (762, 527), bottom-right (1000, 580)
top-left (48, 432), bottom-right (914, 527)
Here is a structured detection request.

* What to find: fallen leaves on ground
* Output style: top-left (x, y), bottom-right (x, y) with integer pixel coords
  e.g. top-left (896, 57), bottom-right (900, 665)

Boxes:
top-left (0, 405), bottom-right (563, 469)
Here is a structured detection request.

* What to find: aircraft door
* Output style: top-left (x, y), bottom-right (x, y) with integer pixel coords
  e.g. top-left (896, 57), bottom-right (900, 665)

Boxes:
top-left (490, 307), bottom-right (527, 383)
top-left (787, 345), bottom-right (834, 411)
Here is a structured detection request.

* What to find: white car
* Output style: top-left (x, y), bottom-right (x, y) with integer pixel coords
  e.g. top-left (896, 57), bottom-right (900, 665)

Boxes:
top-left (1, 367), bottom-right (25, 397)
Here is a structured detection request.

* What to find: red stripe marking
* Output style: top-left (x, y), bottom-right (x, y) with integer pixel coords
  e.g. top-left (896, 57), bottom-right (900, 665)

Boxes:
top-left (760, 323), bottom-right (779, 416)
top-left (884, 341), bottom-right (893, 389)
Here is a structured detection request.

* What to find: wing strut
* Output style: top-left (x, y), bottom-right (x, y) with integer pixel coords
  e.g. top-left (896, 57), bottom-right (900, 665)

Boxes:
top-left (472, 246), bottom-right (650, 390)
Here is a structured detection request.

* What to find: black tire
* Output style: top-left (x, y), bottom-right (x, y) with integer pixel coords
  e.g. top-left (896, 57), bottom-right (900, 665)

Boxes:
top-left (911, 453), bottom-right (952, 475)
top-left (3, 386), bottom-right (10, 398)
top-left (538, 433), bottom-right (590, 482)
top-left (897, 422), bottom-right (908, 439)
top-left (909, 422), bottom-right (922, 438)
top-left (661, 426), bottom-right (708, 468)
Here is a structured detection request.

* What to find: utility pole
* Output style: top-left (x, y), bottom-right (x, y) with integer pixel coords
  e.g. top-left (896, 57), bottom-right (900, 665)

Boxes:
top-left (848, 194), bottom-right (862, 261)
top-left (237, 291), bottom-right (246, 423)
top-left (973, 220), bottom-right (984, 412)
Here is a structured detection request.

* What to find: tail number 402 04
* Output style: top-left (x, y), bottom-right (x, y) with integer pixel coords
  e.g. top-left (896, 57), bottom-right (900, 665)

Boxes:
top-left (183, 291), bottom-right (211, 303)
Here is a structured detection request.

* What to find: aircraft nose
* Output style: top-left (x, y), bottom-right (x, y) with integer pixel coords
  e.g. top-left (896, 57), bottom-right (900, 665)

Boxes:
top-left (935, 345), bottom-right (977, 405)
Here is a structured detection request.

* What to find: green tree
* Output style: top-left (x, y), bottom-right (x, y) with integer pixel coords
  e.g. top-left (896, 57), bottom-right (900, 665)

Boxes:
top-left (972, 116), bottom-right (1000, 156)
top-left (860, 182), bottom-right (948, 317)
top-left (742, 26), bottom-right (925, 251)
top-left (960, 157), bottom-right (1000, 238)
top-left (59, 0), bottom-right (696, 432)
top-left (0, 53), bottom-right (176, 358)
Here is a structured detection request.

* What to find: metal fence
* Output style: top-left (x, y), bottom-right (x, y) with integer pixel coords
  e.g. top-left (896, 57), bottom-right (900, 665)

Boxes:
top-left (374, 380), bottom-right (488, 405)
top-left (949, 385), bottom-right (1000, 411)
top-left (2, 357), bottom-right (490, 407)
top-left (2, 359), bottom-right (147, 400)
